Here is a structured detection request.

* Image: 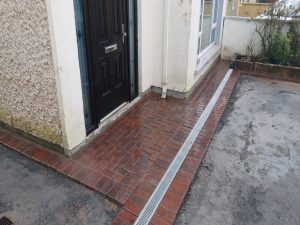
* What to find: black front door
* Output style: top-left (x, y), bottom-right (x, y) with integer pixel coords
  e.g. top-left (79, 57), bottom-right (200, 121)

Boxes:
top-left (86, 0), bottom-right (129, 121)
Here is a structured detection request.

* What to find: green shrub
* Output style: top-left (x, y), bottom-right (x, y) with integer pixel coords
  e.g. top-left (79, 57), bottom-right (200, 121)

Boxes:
top-left (269, 32), bottom-right (291, 65)
top-left (253, 1), bottom-right (300, 66)
top-left (288, 22), bottom-right (300, 66)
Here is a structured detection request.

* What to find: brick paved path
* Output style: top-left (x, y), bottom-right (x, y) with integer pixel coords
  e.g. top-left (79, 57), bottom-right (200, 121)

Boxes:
top-left (0, 60), bottom-right (240, 225)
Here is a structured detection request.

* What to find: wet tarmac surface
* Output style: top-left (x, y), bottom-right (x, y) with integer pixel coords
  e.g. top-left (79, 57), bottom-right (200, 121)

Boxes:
top-left (176, 76), bottom-right (300, 225)
top-left (0, 146), bottom-right (119, 225)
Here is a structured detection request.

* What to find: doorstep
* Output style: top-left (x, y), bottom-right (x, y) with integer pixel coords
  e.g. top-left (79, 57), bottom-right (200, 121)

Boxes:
top-left (0, 60), bottom-right (240, 225)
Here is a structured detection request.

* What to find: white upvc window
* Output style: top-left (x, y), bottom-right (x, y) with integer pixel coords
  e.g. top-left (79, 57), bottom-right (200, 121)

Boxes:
top-left (197, 0), bottom-right (219, 56)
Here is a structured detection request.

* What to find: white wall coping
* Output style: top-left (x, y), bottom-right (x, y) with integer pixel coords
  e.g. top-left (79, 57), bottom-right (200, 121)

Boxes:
top-left (224, 16), bottom-right (253, 21)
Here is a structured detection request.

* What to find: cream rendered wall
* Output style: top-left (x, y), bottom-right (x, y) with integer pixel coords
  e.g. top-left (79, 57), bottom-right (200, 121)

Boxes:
top-left (187, 0), bottom-right (202, 90)
top-left (138, 0), bottom-right (194, 94)
top-left (166, 0), bottom-right (192, 93)
top-left (46, 0), bottom-right (86, 154)
top-left (221, 17), bottom-right (292, 59)
top-left (221, 17), bottom-right (262, 59)
top-left (138, 0), bottom-right (164, 92)
top-left (138, 0), bottom-right (227, 95)
top-left (138, 0), bottom-right (207, 94)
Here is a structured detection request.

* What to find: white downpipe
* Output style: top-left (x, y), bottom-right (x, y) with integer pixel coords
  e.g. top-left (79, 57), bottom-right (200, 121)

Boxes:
top-left (161, 0), bottom-right (170, 99)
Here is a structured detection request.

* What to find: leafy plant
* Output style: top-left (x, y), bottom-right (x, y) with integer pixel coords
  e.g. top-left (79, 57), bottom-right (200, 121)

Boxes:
top-left (245, 34), bottom-right (256, 58)
top-left (255, 2), bottom-right (288, 59)
top-left (269, 32), bottom-right (290, 64)
top-left (252, 1), bottom-right (300, 66)
top-left (288, 21), bottom-right (300, 66)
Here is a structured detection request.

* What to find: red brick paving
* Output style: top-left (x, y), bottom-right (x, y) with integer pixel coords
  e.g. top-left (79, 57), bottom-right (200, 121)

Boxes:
top-left (0, 60), bottom-right (240, 225)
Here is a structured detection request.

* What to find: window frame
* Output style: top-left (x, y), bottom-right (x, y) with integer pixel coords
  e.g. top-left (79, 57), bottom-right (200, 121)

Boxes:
top-left (197, 0), bottom-right (219, 58)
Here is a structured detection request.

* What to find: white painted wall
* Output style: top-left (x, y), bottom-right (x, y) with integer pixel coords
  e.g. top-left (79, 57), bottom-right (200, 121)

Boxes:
top-left (138, 0), bottom-right (202, 94)
top-left (241, 0), bottom-right (257, 3)
top-left (139, 0), bottom-right (227, 94)
top-left (186, 0), bottom-right (201, 91)
top-left (138, 0), bottom-right (164, 92)
top-left (138, 0), bottom-right (204, 94)
top-left (165, 0), bottom-right (193, 93)
top-left (46, 0), bottom-right (86, 153)
top-left (221, 16), bottom-right (262, 59)
top-left (221, 16), bottom-right (293, 59)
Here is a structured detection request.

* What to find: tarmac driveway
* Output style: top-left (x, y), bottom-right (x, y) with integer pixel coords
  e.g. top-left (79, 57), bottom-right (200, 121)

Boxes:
top-left (0, 145), bottom-right (119, 225)
top-left (176, 76), bottom-right (300, 225)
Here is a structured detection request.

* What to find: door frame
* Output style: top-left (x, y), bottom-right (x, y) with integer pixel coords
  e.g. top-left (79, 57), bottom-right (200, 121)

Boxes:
top-left (130, 0), bottom-right (139, 101)
top-left (81, 0), bottom-right (139, 135)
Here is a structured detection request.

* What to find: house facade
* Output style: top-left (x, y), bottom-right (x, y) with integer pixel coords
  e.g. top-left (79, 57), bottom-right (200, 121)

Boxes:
top-left (0, 0), bottom-right (227, 155)
top-left (226, 0), bottom-right (274, 17)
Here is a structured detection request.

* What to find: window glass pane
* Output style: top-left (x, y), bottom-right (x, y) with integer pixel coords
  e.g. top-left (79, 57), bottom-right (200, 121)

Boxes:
top-left (213, 0), bottom-right (219, 24)
top-left (226, 0), bottom-right (233, 16)
top-left (210, 28), bottom-right (216, 44)
top-left (199, 0), bottom-right (204, 32)
top-left (200, 0), bottom-right (213, 51)
top-left (197, 37), bottom-right (201, 55)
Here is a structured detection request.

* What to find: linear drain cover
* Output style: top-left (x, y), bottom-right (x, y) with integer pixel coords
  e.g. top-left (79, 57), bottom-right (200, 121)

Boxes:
top-left (0, 217), bottom-right (14, 225)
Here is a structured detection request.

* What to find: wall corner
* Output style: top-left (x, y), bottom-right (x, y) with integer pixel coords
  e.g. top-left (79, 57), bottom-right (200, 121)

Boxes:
top-left (45, 0), bottom-right (86, 152)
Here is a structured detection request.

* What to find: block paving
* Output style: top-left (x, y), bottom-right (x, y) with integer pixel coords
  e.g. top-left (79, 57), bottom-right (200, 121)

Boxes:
top-left (0, 60), bottom-right (240, 225)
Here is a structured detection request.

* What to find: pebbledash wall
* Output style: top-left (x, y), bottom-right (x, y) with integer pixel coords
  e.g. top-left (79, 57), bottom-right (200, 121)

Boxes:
top-left (0, 0), bottom-right (63, 146)
top-left (0, 0), bottom-right (226, 155)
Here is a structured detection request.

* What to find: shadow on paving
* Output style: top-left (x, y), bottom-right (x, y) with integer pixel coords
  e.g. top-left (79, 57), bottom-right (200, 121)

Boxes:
top-left (176, 75), bottom-right (300, 225)
top-left (0, 146), bottom-right (119, 225)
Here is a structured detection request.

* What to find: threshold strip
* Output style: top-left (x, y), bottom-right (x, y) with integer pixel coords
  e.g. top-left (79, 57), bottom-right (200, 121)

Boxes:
top-left (133, 69), bottom-right (234, 225)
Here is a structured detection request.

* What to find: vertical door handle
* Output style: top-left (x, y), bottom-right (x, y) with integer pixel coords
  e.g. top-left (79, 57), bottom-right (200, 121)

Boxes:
top-left (122, 24), bottom-right (127, 43)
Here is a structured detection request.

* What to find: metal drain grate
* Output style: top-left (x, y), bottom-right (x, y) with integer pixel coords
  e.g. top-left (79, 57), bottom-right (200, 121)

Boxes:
top-left (134, 69), bottom-right (234, 225)
top-left (0, 217), bottom-right (14, 225)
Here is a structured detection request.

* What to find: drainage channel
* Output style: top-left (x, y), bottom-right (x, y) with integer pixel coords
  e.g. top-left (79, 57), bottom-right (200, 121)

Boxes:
top-left (133, 69), bottom-right (234, 225)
